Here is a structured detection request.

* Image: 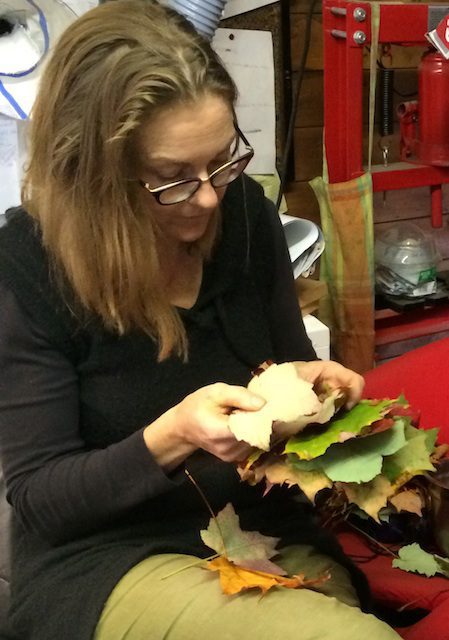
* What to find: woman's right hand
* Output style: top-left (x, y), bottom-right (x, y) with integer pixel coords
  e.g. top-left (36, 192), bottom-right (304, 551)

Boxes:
top-left (143, 383), bottom-right (265, 471)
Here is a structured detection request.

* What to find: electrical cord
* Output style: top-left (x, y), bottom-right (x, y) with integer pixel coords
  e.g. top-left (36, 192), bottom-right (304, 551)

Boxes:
top-left (276, 0), bottom-right (318, 211)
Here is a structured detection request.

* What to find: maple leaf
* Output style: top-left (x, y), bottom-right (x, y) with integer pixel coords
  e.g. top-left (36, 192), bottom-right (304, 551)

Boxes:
top-left (362, 417), bottom-right (395, 436)
top-left (206, 556), bottom-right (331, 595)
top-left (286, 420), bottom-right (407, 485)
top-left (200, 503), bottom-right (284, 574)
top-left (228, 363), bottom-right (341, 451)
top-left (389, 489), bottom-right (423, 517)
top-left (237, 453), bottom-right (279, 486)
top-left (383, 424), bottom-right (436, 482)
top-left (340, 475), bottom-right (395, 522)
top-left (428, 457), bottom-right (449, 490)
top-left (392, 543), bottom-right (449, 578)
top-left (319, 420), bottom-right (407, 483)
top-left (285, 398), bottom-right (398, 460)
top-left (264, 460), bottom-right (332, 502)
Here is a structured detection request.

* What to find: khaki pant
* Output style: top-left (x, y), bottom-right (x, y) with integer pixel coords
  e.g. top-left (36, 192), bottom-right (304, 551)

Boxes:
top-left (95, 545), bottom-right (401, 640)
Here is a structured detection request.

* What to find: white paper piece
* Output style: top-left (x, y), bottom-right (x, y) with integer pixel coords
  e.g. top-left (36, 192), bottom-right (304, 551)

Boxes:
top-left (62, 0), bottom-right (98, 16)
top-left (222, 0), bottom-right (276, 19)
top-left (280, 214), bottom-right (325, 279)
top-left (0, 115), bottom-right (22, 214)
top-left (213, 28), bottom-right (275, 174)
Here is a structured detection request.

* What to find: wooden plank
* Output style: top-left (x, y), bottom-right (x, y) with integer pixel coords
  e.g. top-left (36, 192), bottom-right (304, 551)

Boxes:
top-left (362, 45), bottom-right (425, 70)
top-left (292, 123), bottom-right (405, 182)
top-left (290, 14), bottom-right (323, 71)
top-left (295, 68), bottom-right (418, 129)
top-left (284, 180), bottom-right (321, 223)
top-left (289, 0), bottom-right (322, 15)
top-left (293, 126), bottom-right (323, 181)
top-left (373, 186), bottom-right (449, 223)
top-left (295, 72), bottom-right (323, 128)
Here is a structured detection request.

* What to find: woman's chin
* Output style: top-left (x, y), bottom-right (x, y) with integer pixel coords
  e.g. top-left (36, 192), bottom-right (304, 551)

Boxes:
top-left (169, 216), bottom-right (212, 244)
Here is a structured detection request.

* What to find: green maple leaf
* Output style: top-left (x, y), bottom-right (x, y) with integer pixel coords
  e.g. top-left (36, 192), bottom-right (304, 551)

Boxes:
top-left (383, 424), bottom-right (436, 482)
top-left (284, 399), bottom-right (397, 460)
top-left (200, 503), bottom-right (285, 575)
top-left (289, 420), bottom-right (406, 484)
top-left (423, 427), bottom-right (439, 453)
top-left (392, 543), bottom-right (449, 578)
top-left (321, 420), bottom-right (407, 482)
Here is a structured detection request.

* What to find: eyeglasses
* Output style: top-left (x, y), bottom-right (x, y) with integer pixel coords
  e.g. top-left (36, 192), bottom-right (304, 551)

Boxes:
top-left (139, 126), bottom-right (254, 205)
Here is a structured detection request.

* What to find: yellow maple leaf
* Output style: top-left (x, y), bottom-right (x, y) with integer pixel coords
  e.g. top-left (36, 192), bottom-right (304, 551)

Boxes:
top-left (341, 475), bottom-right (395, 522)
top-left (206, 556), bottom-right (330, 596)
top-left (265, 461), bottom-right (332, 502)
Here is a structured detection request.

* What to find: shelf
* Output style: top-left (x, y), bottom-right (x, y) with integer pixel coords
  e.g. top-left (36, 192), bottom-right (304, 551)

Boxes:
top-left (370, 163), bottom-right (449, 192)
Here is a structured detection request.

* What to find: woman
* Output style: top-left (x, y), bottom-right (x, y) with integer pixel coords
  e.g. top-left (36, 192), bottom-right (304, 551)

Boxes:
top-left (0, 1), bottom-right (400, 639)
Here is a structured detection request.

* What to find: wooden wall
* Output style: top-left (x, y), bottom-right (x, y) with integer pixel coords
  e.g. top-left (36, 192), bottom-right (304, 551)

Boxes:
top-left (285, 0), bottom-right (449, 273)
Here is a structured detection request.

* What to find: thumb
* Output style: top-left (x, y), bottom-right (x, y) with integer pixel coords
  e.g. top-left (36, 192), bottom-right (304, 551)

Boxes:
top-left (212, 383), bottom-right (266, 412)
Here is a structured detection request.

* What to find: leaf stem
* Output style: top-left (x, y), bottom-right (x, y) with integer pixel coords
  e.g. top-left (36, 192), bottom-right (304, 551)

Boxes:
top-left (185, 468), bottom-right (228, 556)
top-left (160, 552), bottom-right (219, 580)
top-left (346, 521), bottom-right (399, 558)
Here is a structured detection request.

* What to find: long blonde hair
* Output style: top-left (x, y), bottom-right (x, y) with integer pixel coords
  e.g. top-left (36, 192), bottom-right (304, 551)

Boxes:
top-left (22, 0), bottom-right (237, 360)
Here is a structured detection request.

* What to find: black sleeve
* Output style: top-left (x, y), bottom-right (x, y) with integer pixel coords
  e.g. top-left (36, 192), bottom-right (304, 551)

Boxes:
top-left (0, 284), bottom-right (179, 544)
top-left (258, 199), bottom-right (317, 363)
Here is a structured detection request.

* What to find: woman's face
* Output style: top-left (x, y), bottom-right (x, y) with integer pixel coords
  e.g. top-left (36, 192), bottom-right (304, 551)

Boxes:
top-left (135, 94), bottom-right (236, 246)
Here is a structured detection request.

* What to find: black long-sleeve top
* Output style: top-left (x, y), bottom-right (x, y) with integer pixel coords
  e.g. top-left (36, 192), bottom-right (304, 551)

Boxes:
top-left (0, 177), bottom-right (366, 640)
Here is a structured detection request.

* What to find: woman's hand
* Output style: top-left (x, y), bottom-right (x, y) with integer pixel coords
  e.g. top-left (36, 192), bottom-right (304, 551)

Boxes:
top-left (143, 383), bottom-right (265, 470)
top-left (293, 360), bottom-right (365, 410)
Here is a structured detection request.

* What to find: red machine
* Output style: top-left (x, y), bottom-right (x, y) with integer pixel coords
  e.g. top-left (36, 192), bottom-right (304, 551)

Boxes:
top-left (398, 50), bottom-right (449, 168)
top-left (323, 0), bottom-right (449, 228)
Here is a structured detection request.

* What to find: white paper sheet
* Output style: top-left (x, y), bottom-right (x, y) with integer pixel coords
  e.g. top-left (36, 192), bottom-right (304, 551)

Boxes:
top-left (0, 115), bottom-right (21, 214)
top-left (212, 28), bottom-right (275, 174)
top-left (222, 0), bottom-right (277, 19)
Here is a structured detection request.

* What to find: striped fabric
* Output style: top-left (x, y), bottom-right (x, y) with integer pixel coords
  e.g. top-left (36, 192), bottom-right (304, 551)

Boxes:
top-left (310, 172), bottom-right (375, 373)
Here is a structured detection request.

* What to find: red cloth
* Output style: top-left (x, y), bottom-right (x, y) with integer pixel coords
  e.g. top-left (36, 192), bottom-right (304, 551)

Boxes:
top-left (339, 338), bottom-right (449, 639)
top-left (338, 531), bottom-right (449, 639)
top-left (363, 337), bottom-right (449, 440)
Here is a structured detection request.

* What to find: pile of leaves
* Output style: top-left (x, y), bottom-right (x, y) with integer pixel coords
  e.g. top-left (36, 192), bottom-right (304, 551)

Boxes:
top-left (199, 503), bottom-right (330, 595)
top-left (228, 362), bottom-right (449, 542)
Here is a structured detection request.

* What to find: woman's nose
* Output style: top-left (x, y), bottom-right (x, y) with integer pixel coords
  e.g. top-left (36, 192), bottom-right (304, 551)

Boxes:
top-left (191, 177), bottom-right (220, 210)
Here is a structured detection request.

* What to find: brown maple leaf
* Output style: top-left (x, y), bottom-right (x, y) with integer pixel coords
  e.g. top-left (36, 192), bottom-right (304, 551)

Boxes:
top-left (389, 489), bottom-right (424, 517)
top-left (206, 556), bottom-right (330, 595)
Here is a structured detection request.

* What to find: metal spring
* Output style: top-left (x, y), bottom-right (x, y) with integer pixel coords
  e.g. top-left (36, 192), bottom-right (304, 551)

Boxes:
top-left (378, 67), bottom-right (395, 137)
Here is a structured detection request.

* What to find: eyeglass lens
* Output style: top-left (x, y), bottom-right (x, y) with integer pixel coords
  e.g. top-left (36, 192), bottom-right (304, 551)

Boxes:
top-left (157, 155), bottom-right (252, 205)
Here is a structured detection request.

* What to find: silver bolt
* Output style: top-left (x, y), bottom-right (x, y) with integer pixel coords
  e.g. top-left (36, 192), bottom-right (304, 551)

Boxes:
top-left (353, 30), bottom-right (366, 44)
top-left (353, 7), bottom-right (367, 22)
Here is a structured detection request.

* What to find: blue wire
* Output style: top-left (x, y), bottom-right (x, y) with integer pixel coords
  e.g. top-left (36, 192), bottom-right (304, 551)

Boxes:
top-left (0, 80), bottom-right (27, 118)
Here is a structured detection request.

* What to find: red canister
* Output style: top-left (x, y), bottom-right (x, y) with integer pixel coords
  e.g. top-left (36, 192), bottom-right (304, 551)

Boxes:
top-left (418, 49), bottom-right (449, 166)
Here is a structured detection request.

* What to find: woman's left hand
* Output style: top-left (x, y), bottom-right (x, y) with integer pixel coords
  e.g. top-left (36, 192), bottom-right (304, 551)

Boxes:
top-left (293, 360), bottom-right (365, 410)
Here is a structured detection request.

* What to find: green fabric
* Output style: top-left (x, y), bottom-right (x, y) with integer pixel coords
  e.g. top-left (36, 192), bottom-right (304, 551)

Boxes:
top-left (310, 173), bottom-right (375, 373)
top-left (250, 172), bottom-right (288, 214)
top-left (95, 545), bottom-right (401, 640)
